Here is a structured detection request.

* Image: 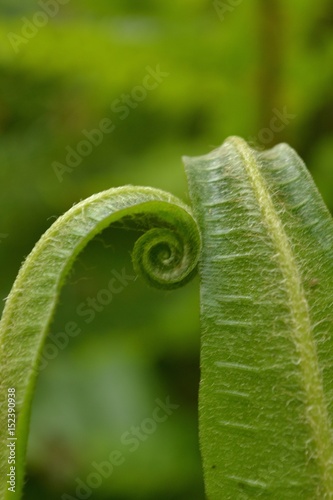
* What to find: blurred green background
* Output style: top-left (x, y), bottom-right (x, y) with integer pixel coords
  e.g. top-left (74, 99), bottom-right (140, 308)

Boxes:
top-left (1, 1), bottom-right (333, 499)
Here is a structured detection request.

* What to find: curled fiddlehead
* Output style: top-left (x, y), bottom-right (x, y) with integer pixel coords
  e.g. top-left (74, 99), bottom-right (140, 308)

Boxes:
top-left (6, 136), bottom-right (333, 500)
top-left (0, 185), bottom-right (201, 499)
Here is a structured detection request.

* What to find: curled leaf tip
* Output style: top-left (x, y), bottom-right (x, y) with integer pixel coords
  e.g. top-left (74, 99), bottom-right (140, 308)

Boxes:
top-left (0, 184), bottom-right (201, 499)
top-left (132, 223), bottom-right (200, 290)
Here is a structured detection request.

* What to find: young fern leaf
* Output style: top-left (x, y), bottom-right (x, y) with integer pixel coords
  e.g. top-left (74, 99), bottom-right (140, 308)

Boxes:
top-left (184, 137), bottom-right (333, 499)
top-left (2, 137), bottom-right (333, 499)
top-left (0, 186), bottom-right (201, 499)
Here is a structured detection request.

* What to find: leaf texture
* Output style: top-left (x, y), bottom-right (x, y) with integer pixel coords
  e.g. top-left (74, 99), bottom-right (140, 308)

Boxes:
top-left (0, 186), bottom-right (200, 499)
top-left (184, 137), bottom-right (333, 499)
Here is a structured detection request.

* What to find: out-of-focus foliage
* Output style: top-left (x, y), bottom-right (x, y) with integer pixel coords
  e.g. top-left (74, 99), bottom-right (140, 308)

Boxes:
top-left (0, 1), bottom-right (332, 498)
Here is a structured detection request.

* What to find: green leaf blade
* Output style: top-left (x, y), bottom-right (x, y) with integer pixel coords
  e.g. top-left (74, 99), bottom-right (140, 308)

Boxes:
top-left (184, 137), bottom-right (333, 499)
top-left (0, 186), bottom-right (201, 500)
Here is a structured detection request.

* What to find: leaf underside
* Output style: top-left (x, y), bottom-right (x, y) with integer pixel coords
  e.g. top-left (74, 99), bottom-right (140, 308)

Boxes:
top-left (184, 137), bottom-right (333, 499)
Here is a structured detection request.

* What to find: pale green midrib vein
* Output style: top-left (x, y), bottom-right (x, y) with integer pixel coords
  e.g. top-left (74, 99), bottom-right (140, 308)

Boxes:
top-left (232, 137), bottom-right (333, 497)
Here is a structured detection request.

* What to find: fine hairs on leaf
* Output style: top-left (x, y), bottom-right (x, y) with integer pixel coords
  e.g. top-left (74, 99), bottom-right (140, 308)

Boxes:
top-left (1, 137), bottom-right (333, 499)
top-left (184, 137), bottom-right (333, 499)
top-left (0, 186), bottom-right (201, 500)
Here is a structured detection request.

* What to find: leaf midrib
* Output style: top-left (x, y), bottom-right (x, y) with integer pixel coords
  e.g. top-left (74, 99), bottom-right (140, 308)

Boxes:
top-left (231, 137), bottom-right (333, 497)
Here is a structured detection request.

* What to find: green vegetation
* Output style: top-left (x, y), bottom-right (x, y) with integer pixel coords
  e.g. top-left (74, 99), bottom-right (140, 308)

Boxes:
top-left (2, 137), bottom-right (333, 498)
top-left (1, 1), bottom-right (333, 499)
top-left (186, 137), bottom-right (333, 498)
top-left (0, 186), bottom-right (201, 499)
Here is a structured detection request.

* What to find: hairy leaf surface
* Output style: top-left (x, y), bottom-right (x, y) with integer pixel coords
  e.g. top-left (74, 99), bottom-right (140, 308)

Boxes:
top-left (2, 137), bottom-right (333, 499)
top-left (184, 137), bottom-right (333, 499)
top-left (0, 186), bottom-right (200, 499)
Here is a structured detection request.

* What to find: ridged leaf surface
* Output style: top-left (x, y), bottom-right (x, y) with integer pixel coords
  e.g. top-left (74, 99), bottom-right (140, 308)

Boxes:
top-left (184, 137), bottom-right (333, 499)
